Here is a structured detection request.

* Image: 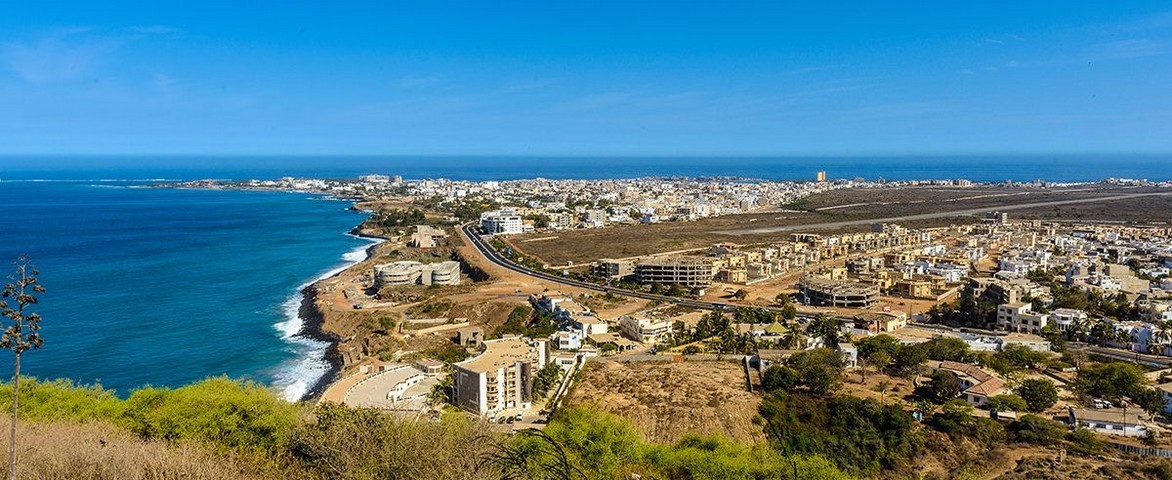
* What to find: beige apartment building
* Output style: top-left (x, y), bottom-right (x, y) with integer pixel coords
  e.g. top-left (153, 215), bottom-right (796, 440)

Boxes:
top-left (634, 256), bottom-right (717, 287)
top-left (453, 336), bottom-right (549, 415)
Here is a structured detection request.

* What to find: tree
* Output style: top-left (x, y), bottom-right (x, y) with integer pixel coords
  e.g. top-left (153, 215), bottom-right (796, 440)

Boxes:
top-left (986, 394), bottom-right (1028, 414)
top-left (1, 256), bottom-right (46, 480)
top-left (805, 314), bottom-right (844, 349)
top-left (782, 348), bottom-right (846, 396)
top-left (732, 289), bottom-right (748, 300)
top-left (1075, 362), bottom-right (1148, 402)
top-left (994, 344), bottom-right (1048, 371)
top-left (531, 362), bottom-right (563, 399)
top-left (1131, 387), bottom-right (1166, 417)
top-left (926, 370), bottom-right (961, 403)
top-left (761, 365), bottom-right (799, 392)
top-left (1016, 379), bottom-right (1059, 413)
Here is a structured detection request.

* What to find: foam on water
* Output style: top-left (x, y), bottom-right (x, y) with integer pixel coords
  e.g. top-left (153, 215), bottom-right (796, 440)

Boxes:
top-left (270, 234), bottom-right (383, 401)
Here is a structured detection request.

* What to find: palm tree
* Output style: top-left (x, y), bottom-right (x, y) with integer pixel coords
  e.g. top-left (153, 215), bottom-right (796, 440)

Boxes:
top-left (806, 313), bottom-right (844, 349)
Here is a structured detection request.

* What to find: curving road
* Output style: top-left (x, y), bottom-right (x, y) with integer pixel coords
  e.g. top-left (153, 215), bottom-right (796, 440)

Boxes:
top-left (718, 191), bottom-right (1172, 235)
top-left (462, 224), bottom-right (741, 312)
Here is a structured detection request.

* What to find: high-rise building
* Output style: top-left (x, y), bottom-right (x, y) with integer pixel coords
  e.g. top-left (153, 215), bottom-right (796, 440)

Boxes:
top-left (816, 171), bottom-right (827, 182)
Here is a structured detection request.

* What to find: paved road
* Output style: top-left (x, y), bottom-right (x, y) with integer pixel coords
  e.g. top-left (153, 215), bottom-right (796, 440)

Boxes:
top-left (718, 191), bottom-right (1172, 235)
top-left (1069, 342), bottom-right (1172, 369)
top-left (462, 224), bottom-right (754, 312)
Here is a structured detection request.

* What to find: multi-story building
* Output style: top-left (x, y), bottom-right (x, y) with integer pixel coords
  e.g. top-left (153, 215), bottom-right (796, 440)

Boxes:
top-left (996, 302), bottom-right (1049, 334)
top-left (374, 261), bottom-right (462, 287)
top-left (798, 276), bottom-right (879, 308)
top-left (1050, 308), bottom-right (1089, 332)
top-left (479, 208), bottom-right (523, 235)
top-left (634, 257), bottom-right (717, 287)
top-left (618, 316), bottom-right (674, 344)
top-left (593, 259), bottom-right (635, 281)
top-left (452, 337), bottom-right (549, 415)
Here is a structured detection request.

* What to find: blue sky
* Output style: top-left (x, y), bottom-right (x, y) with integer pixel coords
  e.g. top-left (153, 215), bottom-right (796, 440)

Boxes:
top-left (2, 2), bottom-right (1171, 156)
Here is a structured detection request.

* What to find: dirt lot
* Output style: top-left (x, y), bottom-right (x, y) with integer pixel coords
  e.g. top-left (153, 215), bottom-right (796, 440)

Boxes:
top-left (508, 185), bottom-right (1162, 265)
top-left (567, 360), bottom-right (765, 444)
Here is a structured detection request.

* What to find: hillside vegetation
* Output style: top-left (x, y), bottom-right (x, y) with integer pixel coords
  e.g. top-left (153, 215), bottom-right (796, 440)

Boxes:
top-left (0, 377), bottom-right (851, 480)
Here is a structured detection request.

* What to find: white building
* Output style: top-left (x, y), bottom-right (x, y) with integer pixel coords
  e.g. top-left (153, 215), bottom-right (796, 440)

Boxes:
top-left (618, 316), bottom-right (674, 344)
top-left (374, 261), bottom-right (462, 286)
top-left (1067, 407), bottom-right (1157, 438)
top-left (480, 208), bottom-right (524, 235)
top-left (996, 302), bottom-right (1050, 334)
top-left (551, 331), bottom-right (582, 350)
top-left (1050, 308), bottom-right (1088, 332)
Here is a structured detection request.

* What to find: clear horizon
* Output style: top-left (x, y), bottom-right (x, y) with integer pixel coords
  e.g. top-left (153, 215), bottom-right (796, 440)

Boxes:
top-left (3, 2), bottom-right (1172, 156)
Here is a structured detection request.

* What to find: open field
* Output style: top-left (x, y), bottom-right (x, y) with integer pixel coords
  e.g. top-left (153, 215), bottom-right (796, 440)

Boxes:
top-left (567, 360), bottom-right (765, 444)
top-left (508, 185), bottom-right (1171, 265)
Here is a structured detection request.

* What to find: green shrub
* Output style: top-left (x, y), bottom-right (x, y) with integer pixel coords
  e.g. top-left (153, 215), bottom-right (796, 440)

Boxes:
top-left (120, 377), bottom-right (302, 453)
top-left (1010, 414), bottom-right (1067, 446)
top-left (0, 378), bottom-right (123, 422)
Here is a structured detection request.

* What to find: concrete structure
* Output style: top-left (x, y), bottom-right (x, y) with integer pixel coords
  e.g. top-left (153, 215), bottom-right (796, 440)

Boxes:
top-left (343, 364), bottom-right (438, 411)
top-left (634, 257), bottom-right (717, 287)
top-left (452, 337), bottom-right (549, 415)
top-left (593, 258), bottom-right (635, 280)
top-left (1067, 407), bottom-right (1156, 437)
top-left (1051, 308), bottom-right (1089, 333)
top-left (551, 330), bottom-right (582, 350)
top-left (374, 261), bottom-right (461, 287)
top-left (798, 276), bottom-right (879, 308)
top-left (852, 312), bottom-right (908, 333)
top-left (479, 208), bottom-right (524, 235)
top-left (409, 225), bottom-right (447, 248)
top-left (618, 316), bottom-right (674, 344)
top-left (996, 302), bottom-right (1050, 334)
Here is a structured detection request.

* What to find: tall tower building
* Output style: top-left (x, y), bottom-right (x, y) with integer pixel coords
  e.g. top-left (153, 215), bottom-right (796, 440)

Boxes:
top-left (816, 171), bottom-right (827, 182)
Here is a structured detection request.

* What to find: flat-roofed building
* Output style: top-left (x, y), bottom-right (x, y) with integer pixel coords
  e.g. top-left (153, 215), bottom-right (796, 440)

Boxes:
top-left (997, 302), bottom-right (1049, 334)
top-left (634, 257), bottom-right (717, 287)
top-left (798, 276), bottom-right (879, 308)
top-left (452, 337), bottom-right (549, 415)
top-left (374, 261), bottom-right (461, 287)
top-left (479, 208), bottom-right (523, 235)
top-left (1067, 407), bottom-right (1156, 437)
top-left (593, 258), bottom-right (635, 281)
top-left (618, 316), bottom-right (674, 344)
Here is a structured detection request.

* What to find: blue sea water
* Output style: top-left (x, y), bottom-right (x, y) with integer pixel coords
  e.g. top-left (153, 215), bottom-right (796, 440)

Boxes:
top-left (2, 154), bottom-right (1172, 399)
top-left (2, 154), bottom-right (1172, 182)
top-left (0, 180), bottom-right (375, 400)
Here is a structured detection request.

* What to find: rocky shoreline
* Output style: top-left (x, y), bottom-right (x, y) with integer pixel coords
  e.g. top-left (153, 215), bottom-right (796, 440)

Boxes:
top-left (296, 225), bottom-right (388, 402)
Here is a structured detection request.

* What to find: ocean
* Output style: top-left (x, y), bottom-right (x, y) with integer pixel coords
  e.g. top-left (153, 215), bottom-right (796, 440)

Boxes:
top-left (3, 154), bottom-right (1172, 182)
top-left (0, 180), bottom-right (375, 400)
top-left (1, 154), bottom-right (1171, 400)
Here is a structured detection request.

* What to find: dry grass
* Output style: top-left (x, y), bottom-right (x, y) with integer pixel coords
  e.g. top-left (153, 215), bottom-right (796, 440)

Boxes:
top-left (0, 418), bottom-right (292, 480)
top-left (568, 360), bottom-right (765, 444)
top-left (507, 185), bottom-right (1155, 265)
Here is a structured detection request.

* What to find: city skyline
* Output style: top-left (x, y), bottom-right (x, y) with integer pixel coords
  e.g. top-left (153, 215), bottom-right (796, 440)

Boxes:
top-left (3, 2), bottom-right (1172, 156)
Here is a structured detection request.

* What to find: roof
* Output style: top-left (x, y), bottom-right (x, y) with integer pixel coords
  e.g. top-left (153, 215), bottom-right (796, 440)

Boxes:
top-left (454, 337), bottom-right (539, 373)
top-left (964, 377), bottom-right (1006, 396)
top-left (1069, 408), bottom-right (1147, 426)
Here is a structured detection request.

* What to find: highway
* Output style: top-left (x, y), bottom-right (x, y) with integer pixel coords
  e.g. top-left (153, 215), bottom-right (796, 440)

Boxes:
top-left (462, 224), bottom-right (744, 312)
top-left (718, 191), bottom-right (1172, 236)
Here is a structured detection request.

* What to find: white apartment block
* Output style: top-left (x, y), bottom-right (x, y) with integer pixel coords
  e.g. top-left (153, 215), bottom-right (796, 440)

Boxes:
top-left (619, 316), bottom-right (674, 344)
top-left (996, 302), bottom-right (1050, 335)
top-left (480, 208), bottom-right (524, 235)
